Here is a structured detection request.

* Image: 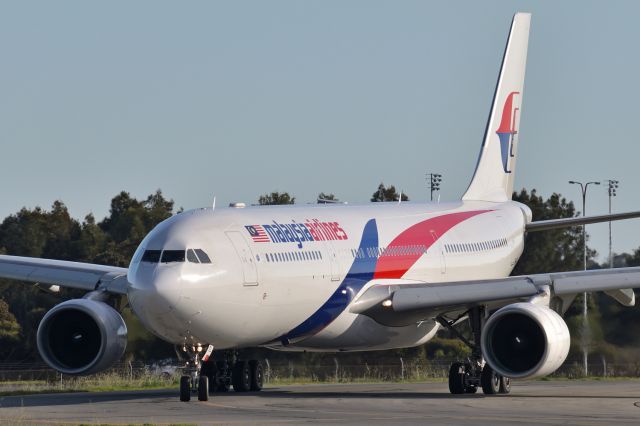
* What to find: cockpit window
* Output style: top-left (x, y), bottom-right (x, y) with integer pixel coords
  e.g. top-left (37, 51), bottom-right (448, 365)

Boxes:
top-left (187, 249), bottom-right (200, 263)
top-left (141, 250), bottom-right (161, 263)
top-left (194, 249), bottom-right (211, 263)
top-left (161, 250), bottom-right (185, 263)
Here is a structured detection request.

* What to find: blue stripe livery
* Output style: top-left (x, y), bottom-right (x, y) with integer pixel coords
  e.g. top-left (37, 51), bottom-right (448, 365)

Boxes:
top-left (279, 219), bottom-right (379, 344)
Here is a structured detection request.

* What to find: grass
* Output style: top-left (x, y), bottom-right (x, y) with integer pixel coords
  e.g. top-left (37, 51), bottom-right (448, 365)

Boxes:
top-left (0, 371), bottom-right (178, 397)
top-left (2, 370), bottom-right (639, 397)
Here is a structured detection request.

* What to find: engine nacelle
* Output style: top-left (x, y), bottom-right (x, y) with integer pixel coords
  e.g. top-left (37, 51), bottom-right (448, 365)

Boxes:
top-left (481, 302), bottom-right (570, 379)
top-left (37, 299), bottom-right (127, 375)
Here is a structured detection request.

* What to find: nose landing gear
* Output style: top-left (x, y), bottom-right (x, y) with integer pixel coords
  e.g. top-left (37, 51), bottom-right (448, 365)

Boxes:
top-left (178, 344), bottom-right (212, 402)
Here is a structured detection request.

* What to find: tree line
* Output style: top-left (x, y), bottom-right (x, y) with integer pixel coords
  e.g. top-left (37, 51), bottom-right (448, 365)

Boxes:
top-left (1, 185), bottom-right (639, 368)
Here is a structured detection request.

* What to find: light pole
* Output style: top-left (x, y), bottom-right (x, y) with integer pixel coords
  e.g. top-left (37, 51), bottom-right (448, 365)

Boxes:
top-left (426, 173), bottom-right (442, 201)
top-left (568, 179), bottom-right (600, 377)
top-left (605, 180), bottom-right (619, 268)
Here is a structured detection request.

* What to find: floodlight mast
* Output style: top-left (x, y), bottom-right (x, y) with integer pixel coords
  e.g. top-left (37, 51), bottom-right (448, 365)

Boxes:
top-left (605, 180), bottom-right (619, 269)
top-left (568, 179), bottom-right (601, 377)
top-left (426, 173), bottom-right (442, 202)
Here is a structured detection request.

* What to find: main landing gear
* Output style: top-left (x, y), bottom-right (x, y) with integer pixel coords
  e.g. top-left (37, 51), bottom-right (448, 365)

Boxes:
top-left (178, 345), bottom-right (264, 402)
top-left (437, 307), bottom-right (511, 396)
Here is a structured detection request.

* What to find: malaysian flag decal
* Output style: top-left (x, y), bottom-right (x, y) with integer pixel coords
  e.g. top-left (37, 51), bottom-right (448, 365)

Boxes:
top-left (245, 225), bottom-right (270, 242)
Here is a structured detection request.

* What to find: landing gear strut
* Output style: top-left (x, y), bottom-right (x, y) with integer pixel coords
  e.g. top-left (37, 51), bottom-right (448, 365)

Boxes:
top-left (178, 344), bottom-right (212, 402)
top-left (437, 307), bottom-right (511, 395)
top-left (178, 346), bottom-right (264, 401)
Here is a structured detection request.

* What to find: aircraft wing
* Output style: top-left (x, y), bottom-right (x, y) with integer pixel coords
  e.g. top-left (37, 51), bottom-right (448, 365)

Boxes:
top-left (0, 255), bottom-right (129, 295)
top-left (350, 268), bottom-right (640, 327)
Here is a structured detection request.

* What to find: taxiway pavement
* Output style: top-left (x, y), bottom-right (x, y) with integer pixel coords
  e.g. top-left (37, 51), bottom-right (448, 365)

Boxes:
top-left (1, 380), bottom-right (639, 425)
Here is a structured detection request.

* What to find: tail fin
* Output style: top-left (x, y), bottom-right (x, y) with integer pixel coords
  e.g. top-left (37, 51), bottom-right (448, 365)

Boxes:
top-left (462, 13), bottom-right (531, 202)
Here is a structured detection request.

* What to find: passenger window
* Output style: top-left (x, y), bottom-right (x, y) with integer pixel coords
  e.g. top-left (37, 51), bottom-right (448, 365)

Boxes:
top-left (187, 249), bottom-right (200, 263)
top-left (161, 250), bottom-right (185, 263)
top-left (142, 250), bottom-right (162, 263)
top-left (195, 249), bottom-right (212, 263)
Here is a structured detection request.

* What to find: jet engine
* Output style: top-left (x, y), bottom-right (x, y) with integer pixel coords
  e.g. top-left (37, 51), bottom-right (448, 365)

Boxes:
top-left (37, 299), bottom-right (127, 375)
top-left (481, 302), bottom-right (570, 379)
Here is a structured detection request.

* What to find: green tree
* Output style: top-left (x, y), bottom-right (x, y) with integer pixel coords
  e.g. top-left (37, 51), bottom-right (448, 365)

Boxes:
top-left (511, 189), bottom-right (604, 365)
top-left (258, 192), bottom-right (295, 205)
top-left (371, 183), bottom-right (409, 202)
top-left (0, 298), bottom-right (20, 357)
top-left (594, 247), bottom-right (640, 351)
top-left (317, 192), bottom-right (337, 203)
top-left (511, 189), bottom-right (595, 275)
top-left (74, 214), bottom-right (107, 263)
top-left (0, 190), bottom-right (177, 361)
top-left (97, 190), bottom-right (175, 266)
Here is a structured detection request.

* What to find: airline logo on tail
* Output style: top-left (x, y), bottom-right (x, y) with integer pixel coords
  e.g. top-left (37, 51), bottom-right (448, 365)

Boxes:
top-left (496, 91), bottom-right (519, 173)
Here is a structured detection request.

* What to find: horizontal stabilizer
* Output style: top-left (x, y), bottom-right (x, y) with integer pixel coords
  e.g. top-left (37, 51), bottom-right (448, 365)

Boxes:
top-left (526, 211), bottom-right (640, 232)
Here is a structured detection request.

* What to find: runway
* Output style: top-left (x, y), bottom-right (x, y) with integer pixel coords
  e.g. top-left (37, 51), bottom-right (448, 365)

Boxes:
top-left (1, 380), bottom-right (640, 425)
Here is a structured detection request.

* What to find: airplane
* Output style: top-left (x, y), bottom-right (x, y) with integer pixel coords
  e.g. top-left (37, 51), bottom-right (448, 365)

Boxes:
top-left (2, 12), bottom-right (640, 402)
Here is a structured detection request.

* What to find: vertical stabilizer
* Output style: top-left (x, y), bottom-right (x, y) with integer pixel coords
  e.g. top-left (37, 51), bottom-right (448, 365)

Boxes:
top-left (462, 13), bottom-right (530, 202)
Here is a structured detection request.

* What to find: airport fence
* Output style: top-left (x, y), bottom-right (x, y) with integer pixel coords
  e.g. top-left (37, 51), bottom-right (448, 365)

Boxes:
top-left (2, 357), bottom-right (640, 385)
top-left (260, 357), bottom-right (640, 382)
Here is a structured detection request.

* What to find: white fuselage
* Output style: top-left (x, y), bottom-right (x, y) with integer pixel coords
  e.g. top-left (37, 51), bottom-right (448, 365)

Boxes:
top-left (126, 200), bottom-right (530, 352)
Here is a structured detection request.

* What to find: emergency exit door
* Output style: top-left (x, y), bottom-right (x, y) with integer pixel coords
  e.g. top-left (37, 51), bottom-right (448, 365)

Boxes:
top-left (430, 230), bottom-right (446, 274)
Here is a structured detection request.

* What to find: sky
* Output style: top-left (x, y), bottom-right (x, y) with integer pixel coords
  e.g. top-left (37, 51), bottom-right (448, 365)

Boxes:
top-left (1, 0), bottom-right (640, 262)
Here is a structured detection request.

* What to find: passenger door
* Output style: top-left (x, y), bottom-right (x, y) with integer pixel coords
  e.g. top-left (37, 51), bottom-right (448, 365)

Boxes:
top-left (226, 231), bottom-right (258, 286)
top-left (324, 241), bottom-right (341, 281)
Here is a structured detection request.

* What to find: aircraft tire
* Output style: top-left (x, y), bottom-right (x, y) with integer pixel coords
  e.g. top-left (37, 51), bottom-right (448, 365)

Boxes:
top-left (481, 365), bottom-right (501, 395)
top-left (200, 360), bottom-right (216, 394)
top-left (448, 362), bottom-right (466, 394)
top-left (499, 376), bottom-right (511, 394)
top-left (179, 375), bottom-right (191, 402)
top-left (249, 360), bottom-right (264, 391)
top-left (232, 361), bottom-right (251, 392)
top-left (198, 375), bottom-right (209, 401)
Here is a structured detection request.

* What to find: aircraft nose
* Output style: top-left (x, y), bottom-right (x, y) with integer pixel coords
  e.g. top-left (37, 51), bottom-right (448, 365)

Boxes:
top-left (128, 264), bottom-right (182, 316)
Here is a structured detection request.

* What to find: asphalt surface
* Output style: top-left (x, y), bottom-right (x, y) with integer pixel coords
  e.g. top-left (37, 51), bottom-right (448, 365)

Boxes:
top-left (1, 380), bottom-right (640, 425)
